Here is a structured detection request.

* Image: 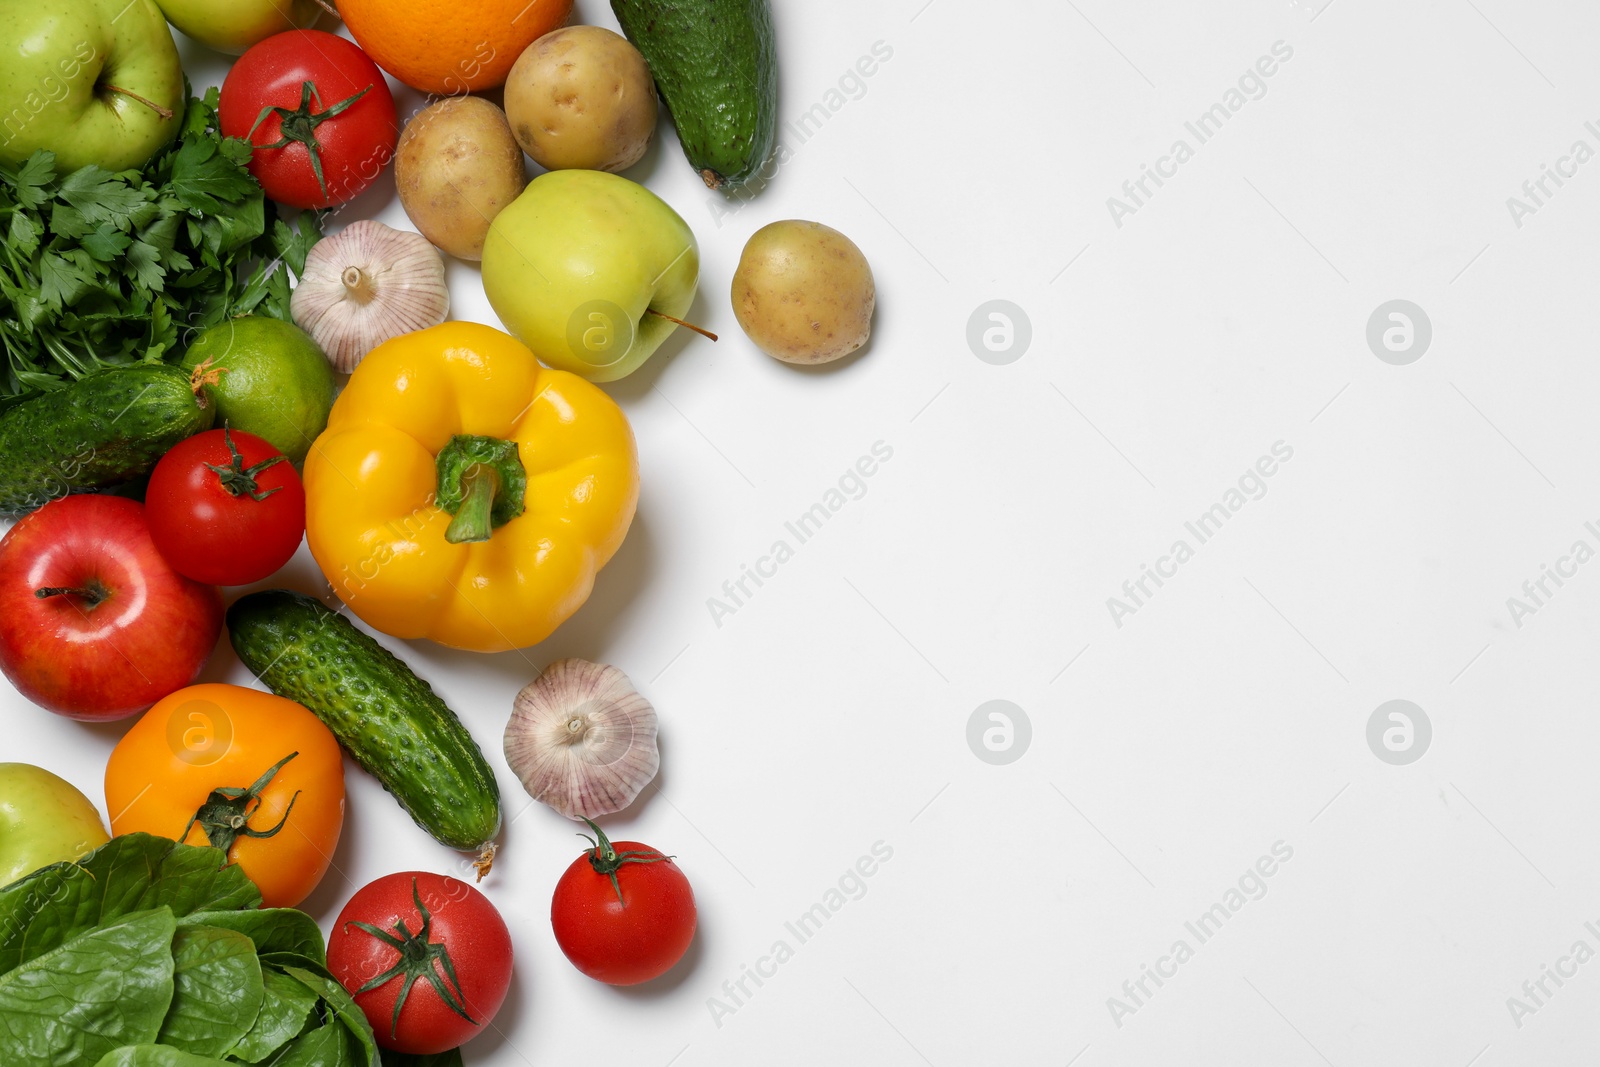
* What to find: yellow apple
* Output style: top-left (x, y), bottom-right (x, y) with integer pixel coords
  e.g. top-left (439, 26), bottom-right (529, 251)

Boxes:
top-left (154, 0), bottom-right (323, 55)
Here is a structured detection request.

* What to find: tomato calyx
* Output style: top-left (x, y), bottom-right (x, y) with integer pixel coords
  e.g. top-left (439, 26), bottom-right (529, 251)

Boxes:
top-left (248, 80), bottom-right (372, 202)
top-left (33, 578), bottom-right (110, 608)
top-left (183, 751), bottom-right (303, 859)
top-left (579, 818), bottom-right (674, 907)
top-left (346, 877), bottom-right (478, 1037)
top-left (205, 427), bottom-right (287, 501)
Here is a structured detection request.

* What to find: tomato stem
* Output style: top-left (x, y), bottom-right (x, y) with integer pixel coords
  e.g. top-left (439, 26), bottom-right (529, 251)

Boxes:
top-left (248, 80), bottom-right (373, 203)
top-left (578, 817), bottom-right (674, 907)
top-left (204, 427), bottom-right (287, 501)
top-left (346, 877), bottom-right (478, 1037)
top-left (182, 752), bottom-right (302, 860)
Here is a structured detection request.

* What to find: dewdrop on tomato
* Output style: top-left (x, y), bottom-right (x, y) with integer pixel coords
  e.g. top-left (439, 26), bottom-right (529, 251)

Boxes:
top-left (290, 219), bottom-right (449, 373)
top-left (503, 659), bottom-right (659, 820)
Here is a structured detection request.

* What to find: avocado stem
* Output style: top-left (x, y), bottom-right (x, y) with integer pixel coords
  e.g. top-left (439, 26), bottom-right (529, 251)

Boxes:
top-left (646, 309), bottom-right (718, 342)
top-left (101, 85), bottom-right (175, 122)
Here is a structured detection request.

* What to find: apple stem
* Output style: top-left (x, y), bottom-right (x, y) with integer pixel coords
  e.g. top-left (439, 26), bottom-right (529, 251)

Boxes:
top-left (101, 86), bottom-right (175, 122)
top-left (312, 0), bottom-right (342, 19)
top-left (35, 582), bottom-right (108, 608)
top-left (646, 309), bottom-right (718, 342)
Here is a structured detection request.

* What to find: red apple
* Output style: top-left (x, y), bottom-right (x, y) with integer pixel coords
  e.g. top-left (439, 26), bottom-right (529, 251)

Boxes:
top-left (0, 495), bottom-right (223, 721)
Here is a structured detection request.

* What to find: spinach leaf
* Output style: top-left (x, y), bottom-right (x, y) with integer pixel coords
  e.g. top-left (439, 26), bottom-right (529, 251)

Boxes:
top-left (0, 834), bottom-right (256, 974)
top-left (224, 967), bottom-right (320, 1064)
top-left (92, 1046), bottom-right (234, 1066)
top-left (177, 909), bottom-right (325, 964)
top-left (282, 965), bottom-right (380, 1067)
top-left (262, 1021), bottom-right (359, 1067)
top-left (0, 906), bottom-right (177, 1066)
top-left (155, 925), bottom-right (263, 1057)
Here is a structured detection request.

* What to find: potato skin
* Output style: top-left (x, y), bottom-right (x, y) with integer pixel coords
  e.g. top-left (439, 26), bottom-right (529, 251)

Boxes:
top-left (395, 97), bottom-right (528, 261)
top-left (732, 221), bottom-right (876, 365)
top-left (504, 26), bottom-right (657, 173)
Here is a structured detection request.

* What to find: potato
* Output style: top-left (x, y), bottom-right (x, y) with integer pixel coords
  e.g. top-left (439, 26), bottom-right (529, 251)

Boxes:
top-left (732, 221), bottom-right (876, 365)
top-left (504, 26), bottom-right (657, 173)
top-left (395, 97), bottom-right (527, 261)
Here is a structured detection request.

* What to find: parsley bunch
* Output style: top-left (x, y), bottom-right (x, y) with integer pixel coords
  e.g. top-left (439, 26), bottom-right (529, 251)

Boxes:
top-left (0, 86), bottom-right (320, 406)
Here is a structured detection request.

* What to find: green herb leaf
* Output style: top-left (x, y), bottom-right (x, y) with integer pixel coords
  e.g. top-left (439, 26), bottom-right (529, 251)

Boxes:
top-left (57, 166), bottom-right (149, 225)
top-left (0, 90), bottom-right (321, 402)
top-left (10, 154), bottom-right (56, 209)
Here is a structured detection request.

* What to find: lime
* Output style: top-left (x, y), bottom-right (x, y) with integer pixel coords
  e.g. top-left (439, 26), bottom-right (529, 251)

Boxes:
top-left (180, 317), bottom-right (335, 466)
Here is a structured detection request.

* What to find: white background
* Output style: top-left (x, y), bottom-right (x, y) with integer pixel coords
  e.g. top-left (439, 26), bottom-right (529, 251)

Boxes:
top-left (11, 0), bottom-right (1600, 1064)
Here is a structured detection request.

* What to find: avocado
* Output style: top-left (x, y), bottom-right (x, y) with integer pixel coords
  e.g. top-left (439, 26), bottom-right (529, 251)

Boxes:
top-left (611, 0), bottom-right (778, 190)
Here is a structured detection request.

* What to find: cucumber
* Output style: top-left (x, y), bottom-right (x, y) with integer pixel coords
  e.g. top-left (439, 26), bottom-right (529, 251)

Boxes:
top-left (611, 0), bottom-right (777, 190)
top-left (227, 590), bottom-right (502, 871)
top-left (0, 365), bottom-right (213, 513)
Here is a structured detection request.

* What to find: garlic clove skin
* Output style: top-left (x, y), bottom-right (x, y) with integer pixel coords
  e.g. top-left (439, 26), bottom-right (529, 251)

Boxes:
top-left (504, 658), bottom-right (660, 820)
top-left (290, 218), bottom-right (450, 374)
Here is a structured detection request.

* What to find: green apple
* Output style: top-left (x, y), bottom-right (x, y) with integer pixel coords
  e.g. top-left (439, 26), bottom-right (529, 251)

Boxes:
top-left (0, 0), bottom-right (184, 172)
top-left (154, 0), bottom-right (323, 56)
top-left (483, 169), bottom-right (701, 383)
top-left (0, 763), bottom-right (109, 886)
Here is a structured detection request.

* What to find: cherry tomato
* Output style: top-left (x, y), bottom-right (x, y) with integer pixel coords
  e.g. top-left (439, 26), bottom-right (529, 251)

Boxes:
top-left (328, 872), bottom-right (513, 1054)
top-left (220, 29), bottom-right (398, 209)
top-left (551, 820), bottom-right (696, 985)
top-left (145, 428), bottom-right (305, 587)
top-left (105, 683), bottom-right (346, 908)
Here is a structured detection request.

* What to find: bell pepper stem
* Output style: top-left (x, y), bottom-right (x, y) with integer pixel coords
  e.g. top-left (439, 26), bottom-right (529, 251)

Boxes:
top-left (444, 464), bottom-right (499, 544)
top-left (436, 434), bottom-right (527, 544)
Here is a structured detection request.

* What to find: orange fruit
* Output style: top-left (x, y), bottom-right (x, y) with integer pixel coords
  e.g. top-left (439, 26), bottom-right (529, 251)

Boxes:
top-left (337, 0), bottom-right (574, 95)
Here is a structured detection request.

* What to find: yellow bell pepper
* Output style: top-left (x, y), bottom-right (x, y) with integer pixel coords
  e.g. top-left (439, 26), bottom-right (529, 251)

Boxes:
top-left (304, 322), bottom-right (639, 653)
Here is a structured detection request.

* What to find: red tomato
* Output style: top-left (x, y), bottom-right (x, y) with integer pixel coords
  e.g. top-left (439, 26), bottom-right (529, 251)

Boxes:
top-left (0, 495), bottom-right (222, 720)
top-left (219, 30), bottom-right (398, 209)
top-left (551, 821), bottom-right (696, 985)
top-left (145, 428), bottom-right (305, 587)
top-left (328, 872), bottom-right (513, 1055)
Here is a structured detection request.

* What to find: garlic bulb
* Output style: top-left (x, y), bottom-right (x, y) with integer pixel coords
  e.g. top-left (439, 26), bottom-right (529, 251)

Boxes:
top-left (504, 659), bottom-right (659, 820)
top-left (290, 219), bottom-right (449, 373)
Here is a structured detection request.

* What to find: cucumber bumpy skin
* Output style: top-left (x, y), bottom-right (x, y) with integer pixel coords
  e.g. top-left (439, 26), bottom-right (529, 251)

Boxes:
top-left (0, 365), bottom-right (213, 514)
top-left (611, 0), bottom-right (777, 190)
top-left (227, 590), bottom-right (503, 875)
